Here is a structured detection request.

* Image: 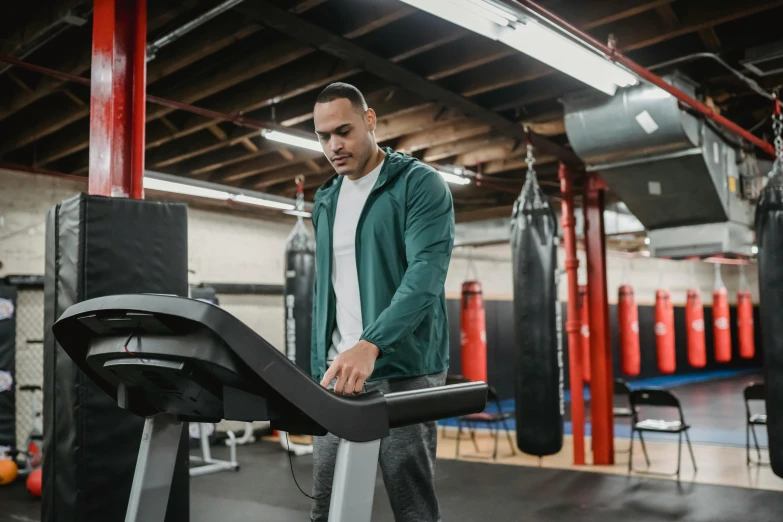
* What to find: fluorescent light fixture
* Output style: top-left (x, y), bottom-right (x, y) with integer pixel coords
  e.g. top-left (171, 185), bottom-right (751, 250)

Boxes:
top-left (143, 176), bottom-right (231, 200)
top-left (438, 170), bottom-right (471, 185)
top-left (752, 245), bottom-right (758, 254)
top-left (399, 0), bottom-right (638, 96)
top-left (283, 209), bottom-right (313, 218)
top-left (261, 129), bottom-right (322, 152)
top-left (233, 194), bottom-right (295, 210)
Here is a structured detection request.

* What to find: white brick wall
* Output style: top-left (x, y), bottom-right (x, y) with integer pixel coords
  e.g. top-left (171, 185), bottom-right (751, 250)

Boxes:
top-left (447, 244), bottom-right (760, 305)
top-left (0, 167), bottom-right (761, 324)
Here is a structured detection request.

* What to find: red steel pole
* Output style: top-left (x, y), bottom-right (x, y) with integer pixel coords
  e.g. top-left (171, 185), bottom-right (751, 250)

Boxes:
top-left (584, 173), bottom-right (614, 465)
top-left (515, 0), bottom-right (775, 158)
top-left (89, 0), bottom-right (146, 199)
top-left (559, 163), bottom-right (585, 465)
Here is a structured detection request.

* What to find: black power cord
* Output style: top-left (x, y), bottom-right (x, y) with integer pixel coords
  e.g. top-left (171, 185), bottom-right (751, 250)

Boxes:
top-left (284, 432), bottom-right (331, 501)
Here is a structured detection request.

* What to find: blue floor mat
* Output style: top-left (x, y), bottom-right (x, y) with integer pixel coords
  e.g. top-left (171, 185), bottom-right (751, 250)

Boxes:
top-left (439, 368), bottom-right (765, 448)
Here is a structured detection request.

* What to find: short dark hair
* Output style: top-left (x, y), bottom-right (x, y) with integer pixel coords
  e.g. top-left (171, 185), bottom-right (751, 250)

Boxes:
top-left (315, 82), bottom-right (368, 112)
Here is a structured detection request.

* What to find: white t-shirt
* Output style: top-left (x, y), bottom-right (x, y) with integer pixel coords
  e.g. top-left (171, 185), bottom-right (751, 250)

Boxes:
top-left (327, 161), bottom-right (383, 362)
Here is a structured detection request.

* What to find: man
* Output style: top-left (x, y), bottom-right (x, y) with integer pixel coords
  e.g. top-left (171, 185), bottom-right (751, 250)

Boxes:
top-left (309, 82), bottom-right (455, 521)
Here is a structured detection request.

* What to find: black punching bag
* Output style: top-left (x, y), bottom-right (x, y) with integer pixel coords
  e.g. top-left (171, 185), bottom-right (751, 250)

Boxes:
top-left (284, 203), bottom-right (315, 376)
top-left (510, 169), bottom-right (564, 457)
top-left (756, 165), bottom-right (783, 477)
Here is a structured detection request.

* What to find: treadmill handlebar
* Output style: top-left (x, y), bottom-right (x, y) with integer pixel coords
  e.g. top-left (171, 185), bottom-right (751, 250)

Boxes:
top-left (385, 382), bottom-right (488, 429)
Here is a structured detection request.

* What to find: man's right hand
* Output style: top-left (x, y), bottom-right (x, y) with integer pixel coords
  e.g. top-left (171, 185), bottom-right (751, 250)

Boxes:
top-left (321, 340), bottom-right (380, 395)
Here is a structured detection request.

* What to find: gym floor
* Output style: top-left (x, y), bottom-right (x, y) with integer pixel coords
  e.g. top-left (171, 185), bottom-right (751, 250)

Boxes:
top-left (1, 373), bottom-right (779, 521)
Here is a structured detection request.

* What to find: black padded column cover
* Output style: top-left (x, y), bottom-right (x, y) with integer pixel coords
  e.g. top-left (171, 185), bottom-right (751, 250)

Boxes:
top-left (0, 284), bottom-right (16, 449)
top-left (42, 194), bottom-right (190, 522)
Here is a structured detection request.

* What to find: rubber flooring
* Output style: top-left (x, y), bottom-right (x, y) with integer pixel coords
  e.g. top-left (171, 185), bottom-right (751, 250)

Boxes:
top-left (2, 439), bottom-right (783, 522)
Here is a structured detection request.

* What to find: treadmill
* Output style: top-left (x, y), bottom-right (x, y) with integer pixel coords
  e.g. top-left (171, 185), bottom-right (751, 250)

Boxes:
top-left (52, 294), bottom-right (488, 522)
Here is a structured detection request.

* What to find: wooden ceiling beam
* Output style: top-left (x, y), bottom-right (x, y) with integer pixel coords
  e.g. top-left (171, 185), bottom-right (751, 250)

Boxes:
top-left (0, 1), bottom-right (197, 122)
top-left (698, 27), bottom-right (722, 52)
top-left (483, 154), bottom-right (557, 175)
top-left (618, 0), bottom-right (783, 52)
top-left (423, 134), bottom-right (507, 163)
top-left (213, 149), bottom-right (322, 183)
top-left (250, 162), bottom-right (332, 190)
top-left (236, 1), bottom-right (579, 166)
top-left (395, 119), bottom-right (491, 153)
top-left (146, 14), bottom-right (262, 84)
top-left (456, 139), bottom-right (520, 166)
top-left (12, 0), bottom-right (325, 162)
top-left (455, 1), bottom-right (783, 100)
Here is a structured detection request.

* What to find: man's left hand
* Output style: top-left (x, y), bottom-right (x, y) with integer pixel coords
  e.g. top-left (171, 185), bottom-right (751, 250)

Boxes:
top-left (320, 340), bottom-right (380, 395)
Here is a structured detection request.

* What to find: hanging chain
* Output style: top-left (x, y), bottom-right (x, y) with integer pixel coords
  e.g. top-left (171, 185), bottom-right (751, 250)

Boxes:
top-left (772, 93), bottom-right (783, 175)
top-left (525, 142), bottom-right (536, 182)
top-left (295, 174), bottom-right (305, 216)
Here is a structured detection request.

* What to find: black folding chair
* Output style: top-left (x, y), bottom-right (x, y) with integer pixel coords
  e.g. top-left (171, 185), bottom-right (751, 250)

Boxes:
top-left (744, 382), bottom-right (769, 466)
top-left (629, 388), bottom-right (697, 478)
top-left (451, 379), bottom-right (515, 460)
top-left (613, 379), bottom-right (648, 463)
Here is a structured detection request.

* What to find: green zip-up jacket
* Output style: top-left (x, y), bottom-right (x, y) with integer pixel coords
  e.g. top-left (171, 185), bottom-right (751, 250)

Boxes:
top-left (310, 148), bottom-right (455, 382)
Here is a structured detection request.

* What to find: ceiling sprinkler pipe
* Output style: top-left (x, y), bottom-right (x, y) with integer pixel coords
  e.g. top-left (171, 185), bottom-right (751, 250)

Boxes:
top-left (146, 0), bottom-right (247, 60)
top-left (513, 0), bottom-right (776, 158)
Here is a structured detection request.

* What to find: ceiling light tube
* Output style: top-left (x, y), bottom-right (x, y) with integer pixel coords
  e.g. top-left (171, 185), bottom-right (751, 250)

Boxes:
top-left (400, 0), bottom-right (506, 40)
top-left (233, 194), bottom-right (296, 210)
top-left (261, 129), bottom-right (322, 152)
top-left (398, 0), bottom-right (638, 96)
top-left (143, 176), bottom-right (231, 200)
top-left (438, 170), bottom-right (471, 185)
top-left (501, 19), bottom-right (638, 95)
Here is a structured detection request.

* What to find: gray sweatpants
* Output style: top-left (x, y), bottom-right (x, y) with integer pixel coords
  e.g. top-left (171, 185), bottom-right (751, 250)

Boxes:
top-left (310, 370), bottom-right (447, 522)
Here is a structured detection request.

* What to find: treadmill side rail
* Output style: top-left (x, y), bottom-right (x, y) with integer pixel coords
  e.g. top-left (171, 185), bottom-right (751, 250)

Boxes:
top-left (125, 414), bottom-right (184, 522)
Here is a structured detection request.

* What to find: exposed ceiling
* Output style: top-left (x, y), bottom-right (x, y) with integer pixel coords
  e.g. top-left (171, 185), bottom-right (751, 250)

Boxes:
top-left (1, 0), bottom-right (782, 222)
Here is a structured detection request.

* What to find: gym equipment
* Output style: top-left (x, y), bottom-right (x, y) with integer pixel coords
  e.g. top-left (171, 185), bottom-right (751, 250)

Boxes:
top-left (756, 122), bottom-right (783, 477)
top-left (43, 195), bottom-right (190, 522)
top-left (617, 285), bottom-right (640, 377)
top-left (27, 467), bottom-right (42, 497)
top-left (0, 458), bottom-right (18, 485)
top-left (281, 176), bottom-right (316, 457)
top-left (0, 284), bottom-right (16, 450)
top-left (284, 175), bottom-right (315, 375)
top-left (685, 289), bottom-right (707, 368)
top-left (737, 267), bottom-right (755, 359)
top-left (578, 285), bottom-right (590, 383)
top-left (654, 289), bottom-right (676, 374)
top-left (189, 422), bottom-right (238, 477)
top-left (510, 144), bottom-right (564, 457)
top-left (461, 280), bottom-right (487, 383)
top-left (187, 286), bottom-right (241, 475)
top-left (51, 294), bottom-right (487, 522)
top-left (712, 265), bottom-right (732, 363)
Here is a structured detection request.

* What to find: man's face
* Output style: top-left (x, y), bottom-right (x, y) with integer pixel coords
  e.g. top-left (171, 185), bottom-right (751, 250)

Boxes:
top-left (313, 98), bottom-right (376, 177)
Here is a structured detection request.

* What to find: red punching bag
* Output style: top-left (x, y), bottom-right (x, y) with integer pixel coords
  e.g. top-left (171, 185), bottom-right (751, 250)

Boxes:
top-left (737, 265), bottom-right (755, 359)
top-left (461, 281), bottom-right (487, 382)
top-left (617, 285), bottom-right (640, 376)
top-left (712, 264), bottom-right (732, 363)
top-left (655, 289), bottom-right (676, 374)
top-left (685, 288), bottom-right (707, 368)
top-left (578, 285), bottom-right (590, 383)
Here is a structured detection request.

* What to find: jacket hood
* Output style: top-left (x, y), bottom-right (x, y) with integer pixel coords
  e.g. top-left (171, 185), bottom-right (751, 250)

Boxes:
top-left (313, 147), bottom-right (416, 204)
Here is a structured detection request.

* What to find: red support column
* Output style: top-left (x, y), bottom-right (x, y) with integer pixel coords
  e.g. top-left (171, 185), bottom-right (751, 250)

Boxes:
top-left (559, 163), bottom-right (584, 465)
top-left (584, 173), bottom-right (615, 465)
top-left (89, 0), bottom-right (146, 199)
